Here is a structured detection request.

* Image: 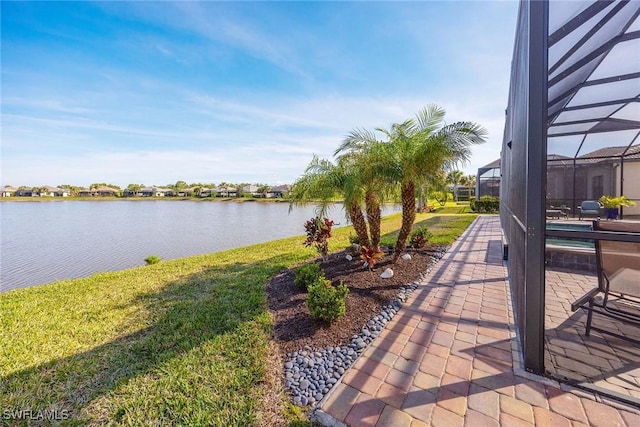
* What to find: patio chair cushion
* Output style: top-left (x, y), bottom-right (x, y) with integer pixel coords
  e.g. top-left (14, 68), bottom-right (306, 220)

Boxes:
top-left (578, 201), bottom-right (601, 220)
top-left (579, 201), bottom-right (601, 214)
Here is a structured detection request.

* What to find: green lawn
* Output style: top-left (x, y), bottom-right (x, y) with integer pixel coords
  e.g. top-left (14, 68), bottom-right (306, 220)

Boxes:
top-left (0, 210), bottom-right (477, 426)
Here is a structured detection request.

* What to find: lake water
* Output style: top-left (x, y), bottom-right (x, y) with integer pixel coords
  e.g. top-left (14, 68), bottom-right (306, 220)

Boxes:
top-left (0, 200), bottom-right (399, 292)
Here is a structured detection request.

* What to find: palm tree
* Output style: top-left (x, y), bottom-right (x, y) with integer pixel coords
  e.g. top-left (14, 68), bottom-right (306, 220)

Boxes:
top-left (376, 105), bottom-right (487, 262)
top-left (447, 170), bottom-right (464, 202)
top-left (464, 174), bottom-right (476, 200)
top-left (335, 128), bottom-right (389, 250)
top-left (289, 155), bottom-right (371, 248)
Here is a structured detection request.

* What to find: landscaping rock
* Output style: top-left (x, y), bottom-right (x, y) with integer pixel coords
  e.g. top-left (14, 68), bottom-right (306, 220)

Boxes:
top-left (380, 268), bottom-right (394, 278)
top-left (282, 247), bottom-right (446, 407)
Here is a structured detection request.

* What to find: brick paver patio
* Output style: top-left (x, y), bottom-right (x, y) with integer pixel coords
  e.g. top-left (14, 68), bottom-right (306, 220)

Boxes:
top-left (545, 268), bottom-right (640, 400)
top-left (315, 216), bottom-right (640, 426)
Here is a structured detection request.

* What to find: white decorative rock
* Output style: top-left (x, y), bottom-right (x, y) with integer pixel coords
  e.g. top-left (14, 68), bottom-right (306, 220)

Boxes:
top-left (363, 261), bottom-right (369, 268)
top-left (380, 268), bottom-right (394, 279)
top-left (345, 254), bottom-right (353, 261)
top-left (401, 253), bottom-right (412, 261)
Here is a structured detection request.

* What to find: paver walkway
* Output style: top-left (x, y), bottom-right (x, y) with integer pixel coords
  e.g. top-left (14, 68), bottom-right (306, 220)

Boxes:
top-left (316, 215), bottom-right (640, 427)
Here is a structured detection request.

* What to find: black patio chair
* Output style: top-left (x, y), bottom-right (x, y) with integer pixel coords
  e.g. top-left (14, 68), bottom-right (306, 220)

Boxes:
top-left (571, 220), bottom-right (640, 340)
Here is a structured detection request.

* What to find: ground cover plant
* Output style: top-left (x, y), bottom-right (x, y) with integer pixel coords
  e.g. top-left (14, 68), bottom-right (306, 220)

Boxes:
top-left (0, 210), bottom-right (477, 426)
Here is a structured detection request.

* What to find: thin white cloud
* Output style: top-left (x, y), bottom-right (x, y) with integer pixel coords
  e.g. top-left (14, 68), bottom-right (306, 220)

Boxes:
top-left (1, 1), bottom-right (518, 187)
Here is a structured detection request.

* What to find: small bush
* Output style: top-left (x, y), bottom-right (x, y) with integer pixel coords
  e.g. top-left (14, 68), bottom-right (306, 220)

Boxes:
top-left (293, 263), bottom-right (324, 291)
top-left (144, 255), bottom-right (161, 265)
top-left (409, 227), bottom-right (433, 249)
top-left (348, 234), bottom-right (360, 245)
top-left (306, 279), bottom-right (349, 323)
top-left (471, 195), bottom-right (499, 213)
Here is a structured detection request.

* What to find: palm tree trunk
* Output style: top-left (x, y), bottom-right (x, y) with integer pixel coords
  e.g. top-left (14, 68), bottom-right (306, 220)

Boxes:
top-left (348, 201), bottom-right (370, 247)
top-left (365, 189), bottom-right (381, 250)
top-left (393, 182), bottom-right (416, 263)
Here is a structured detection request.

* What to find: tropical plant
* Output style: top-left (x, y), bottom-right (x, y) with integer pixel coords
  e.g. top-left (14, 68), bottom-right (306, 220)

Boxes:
top-left (303, 217), bottom-right (334, 259)
top-left (257, 184), bottom-right (271, 197)
top-left (432, 190), bottom-right (449, 207)
top-left (125, 183), bottom-right (144, 196)
top-left (409, 227), bottom-right (433, 249)
top-left (90, 183), bottom-right (121, 190)
top-left (32, 186), bottom-right (46, 196)
top-left (306, 279), bottom-right (349, 323)
top-left (599, 195), bottom-right (637, 208)
top-left (58, 184), bottom-right (82, 196)
top-left (447, 170), bottom-right (464, 202)
top-left (374, 105), bottom-right (487, 262)
top-left (360, 245), bottom-right (384, 270)
top-left (459, 174), bottom-right (476, 201)
top-left (289, 156), bottom-right (371, 248)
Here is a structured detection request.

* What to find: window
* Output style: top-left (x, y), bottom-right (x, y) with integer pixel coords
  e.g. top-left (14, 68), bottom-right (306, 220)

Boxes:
top-left (592, 175), bottom-right (603, 199)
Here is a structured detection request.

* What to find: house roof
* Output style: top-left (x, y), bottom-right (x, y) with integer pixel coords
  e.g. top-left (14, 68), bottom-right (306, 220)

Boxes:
top-left (2, 186), bottom-right (17, 192)
top-left (95, 186), bottom-right (118, 192)
top-left (215, 186), bottom-right (237, 192)
top-left (578, 144), bottom-right (640, 160)
top-left (269, 184), bottom-right (291, 192)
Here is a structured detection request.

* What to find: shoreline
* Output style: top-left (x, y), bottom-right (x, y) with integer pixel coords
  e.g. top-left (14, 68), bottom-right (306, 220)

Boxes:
top-left (0, 196), bottom-right (295, 203)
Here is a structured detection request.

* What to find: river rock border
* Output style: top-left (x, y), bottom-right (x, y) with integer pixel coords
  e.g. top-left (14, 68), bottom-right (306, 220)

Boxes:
top-left (283, 247), bottom-right (448, 407)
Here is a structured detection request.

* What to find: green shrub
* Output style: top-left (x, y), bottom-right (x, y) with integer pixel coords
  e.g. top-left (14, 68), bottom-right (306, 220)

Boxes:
top-left (471, 195), bottom-right (499, 213)
top-left (144, 255), bottom-right (161, 265)
top-left (409, 227), bottom-right (433, 249)
top-left (306, 279), bottom-right (349, 323)
top-left (293, 263), bottom-right (324, 291)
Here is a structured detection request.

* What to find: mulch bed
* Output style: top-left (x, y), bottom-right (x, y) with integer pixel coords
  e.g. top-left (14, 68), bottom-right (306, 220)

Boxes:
top-left (266, 245), bottom-right (446, 357)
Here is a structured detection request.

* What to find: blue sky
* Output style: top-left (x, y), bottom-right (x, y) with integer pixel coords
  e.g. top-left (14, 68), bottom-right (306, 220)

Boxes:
top-left (1, 1), bottom-right (518, 188)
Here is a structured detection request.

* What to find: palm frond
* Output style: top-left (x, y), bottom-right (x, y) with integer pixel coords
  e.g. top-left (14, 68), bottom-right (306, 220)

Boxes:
top-left (335, 128), bottom-right (378, 158)
top-left (415, 104), bottom-right (446, 135)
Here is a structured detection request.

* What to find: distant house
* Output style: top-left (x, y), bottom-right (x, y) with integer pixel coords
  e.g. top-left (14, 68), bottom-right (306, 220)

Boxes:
top-left (525, 145), bottom-right (640, 217)
top-left (16, 188), bottom-right (34, 197)
top-left (122, 188), bottom-right (142, 197)
top-left (35, 186), bottom-right (69, 197)
top-left (139, 187), bottom-right (155, 197)
top-left (177, 187), bottom-right (197, 197)
top-left (215, 186), bottom-right (237, 197)
top-left (1, 186), bottom-right (17, 197)
top-left (153, 187), bottom-right (174, 197)
top-left (241, 184), bottom-right (259, 197)
top-left (15, 188), bottom-right (33, 197)
top-left (134, 186), bottom-right (174, 197)
top-left (76, 187), bottom-right (118, 197)
top-left (266, 184), bottom-right (291, 198)
top-left (199, 188), bottom-right (214, 197)
top-left (95, 186), bottom-right (120, 197)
